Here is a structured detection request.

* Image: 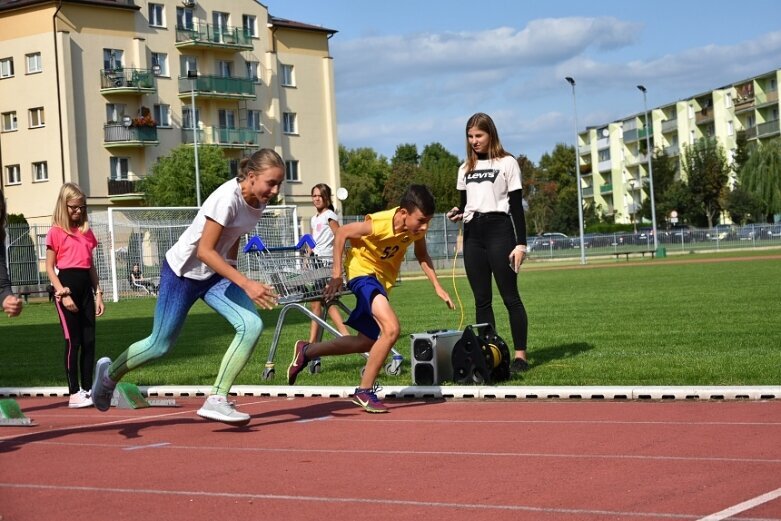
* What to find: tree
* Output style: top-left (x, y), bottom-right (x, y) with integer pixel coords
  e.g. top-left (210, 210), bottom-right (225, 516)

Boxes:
top-left (391, 144), bottom-right (419, 168)
top-left (680, 138), bottom-right (731, 228)
top-left (419, 142), bottom-right (460, 212)
top-left (338, 145), bottom-right (390, 215)
top-left (535, 143), bottom-right (578, 233)
top-left (725, 186), bottom-right (765, 225)
top-left (382, 162), bottom-right (419, 209)
top-left (639, 147), bottom-right (678, 227)
top-left (739, 138), bottom-right (781, 221)
top-left (140, 145), bottom-right (230, 206)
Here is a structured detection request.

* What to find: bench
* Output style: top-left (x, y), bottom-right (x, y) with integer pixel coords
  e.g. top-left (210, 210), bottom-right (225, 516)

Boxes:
top-left (612, 250), bottom-right (656, 261)
top-left (16, 285), bottom-right (55, 303)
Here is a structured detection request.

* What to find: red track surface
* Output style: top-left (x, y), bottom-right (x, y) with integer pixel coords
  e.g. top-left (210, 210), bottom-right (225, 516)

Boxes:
top-left (2, 396), bottom-right (780, 521)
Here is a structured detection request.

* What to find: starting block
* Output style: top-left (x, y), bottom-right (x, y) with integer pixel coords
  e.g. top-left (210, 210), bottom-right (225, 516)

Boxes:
top-left (0, 398), bottom-right (35, 427)
top-left (111, 383), bottom-right (177, 409)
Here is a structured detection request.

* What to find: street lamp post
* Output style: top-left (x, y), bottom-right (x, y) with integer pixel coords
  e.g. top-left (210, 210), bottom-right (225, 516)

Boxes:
top-left (637, 85), bottom-right (658, 252)
top-left (629, 179), bottom-right (637, 233)
top-left (188, 69), bottom-right (202, 206)
top-left (565, 77), bottom-right (587, 265)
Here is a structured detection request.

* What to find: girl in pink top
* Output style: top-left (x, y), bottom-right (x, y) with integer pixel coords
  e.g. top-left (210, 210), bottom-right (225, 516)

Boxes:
top-left (46, 183), bottom-right (105, 408)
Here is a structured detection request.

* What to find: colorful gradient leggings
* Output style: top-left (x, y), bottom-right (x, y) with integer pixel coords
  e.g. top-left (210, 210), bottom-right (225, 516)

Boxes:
top-left (108, 261), bottom-right (263, 395)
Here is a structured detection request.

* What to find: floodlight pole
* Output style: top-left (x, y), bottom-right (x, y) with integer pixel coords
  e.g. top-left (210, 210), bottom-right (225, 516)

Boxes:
top-left (638, 85), bottom-right (658, 251)
top-left (565, 76), bottom-right (587, 265)
top-left (188, 69), bottom-right (202, 206)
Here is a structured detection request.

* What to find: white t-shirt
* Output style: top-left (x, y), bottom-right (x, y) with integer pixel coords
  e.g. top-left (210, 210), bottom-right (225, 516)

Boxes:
top-left (310, 209), bottom-right (339, 257)
top-left (456, 155), bottom-right (522, 223)
top-left (166, 178), bottom-right (265, 280)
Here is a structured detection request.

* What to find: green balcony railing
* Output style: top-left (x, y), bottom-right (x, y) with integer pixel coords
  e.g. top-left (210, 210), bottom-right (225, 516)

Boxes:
top-left (100, 68), bottom-right (156, 91)
top-left (178, 75), bottom-right (255, 99)
top-left (175, 22), bottom-right (253, 49)
top-left (103, 124), bottom-right (158, 145)
top-left (600, 183), bottom-right (613, 194)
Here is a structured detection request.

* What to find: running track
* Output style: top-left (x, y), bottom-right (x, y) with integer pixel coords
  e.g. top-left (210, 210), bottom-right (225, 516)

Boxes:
top-left (1, 396), bottom-right (780, 520)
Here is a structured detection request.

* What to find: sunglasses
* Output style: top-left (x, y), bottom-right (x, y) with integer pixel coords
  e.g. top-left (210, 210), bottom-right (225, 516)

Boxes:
top-left (67, 204), bottom-right (87, 211)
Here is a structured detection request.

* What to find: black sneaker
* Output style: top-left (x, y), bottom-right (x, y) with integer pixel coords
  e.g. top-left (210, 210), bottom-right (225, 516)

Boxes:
top-left (510, 358), bottom-right (529, 373)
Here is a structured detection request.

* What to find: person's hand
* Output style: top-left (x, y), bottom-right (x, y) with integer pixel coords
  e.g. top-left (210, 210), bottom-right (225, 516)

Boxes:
top-left (437, 287), bottom-right (455, 310)
top-left (446, 207), bottom-right (463, 222)
top-left (323, 276), bottom-right (343, 302)
top-left (95, 293), bottom-right (105, 317)
top-left (62, 295), bottom-right (79, 313)
top-left (245, 280), bottom-right (278, 310)
top-left (508, 245), bottom-right (527, 273)
top-left (2, 295), bottom-right (23, 317)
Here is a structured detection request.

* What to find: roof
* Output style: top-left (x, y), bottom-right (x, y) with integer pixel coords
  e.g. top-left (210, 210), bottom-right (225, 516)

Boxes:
top-left (0, 0), bottom-right (139, 12)
top-left (268, 15), bottom-right (337, 36)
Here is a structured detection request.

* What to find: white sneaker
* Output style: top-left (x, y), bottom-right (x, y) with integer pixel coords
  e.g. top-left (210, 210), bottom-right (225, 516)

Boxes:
top-left (197, 395), bottom-right (250, 425)
top-left (68, 389), bottom-right (93, 409)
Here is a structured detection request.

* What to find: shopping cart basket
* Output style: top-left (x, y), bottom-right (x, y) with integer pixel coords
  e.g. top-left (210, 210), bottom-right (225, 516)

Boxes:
top-left (243, 234), bottom-right (403, 381)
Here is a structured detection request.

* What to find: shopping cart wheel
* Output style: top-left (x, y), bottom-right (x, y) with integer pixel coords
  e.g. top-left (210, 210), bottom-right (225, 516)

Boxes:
top-left (309, 358), bottom-right (322, 374)
top-left (385, 356), bottom-right (403, 376)
top-left (261, 367), bottom-right (275, 381)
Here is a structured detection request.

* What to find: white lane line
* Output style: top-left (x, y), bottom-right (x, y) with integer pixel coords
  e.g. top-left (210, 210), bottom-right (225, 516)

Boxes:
top-left (124, 442), bottom-right (171, 451)
top-left (698, 487), bottom-right (781, 521)
top-left (340, 418), bottom-right (781, 426)
top-left (19, 441), bottom-right (781, 465)
top-left (5, 482), bottom-right (778, 520)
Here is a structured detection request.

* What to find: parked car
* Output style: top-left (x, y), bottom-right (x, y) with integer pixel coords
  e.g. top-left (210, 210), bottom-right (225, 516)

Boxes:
top-left (667, 224), bottom-right (695, 243)
top-left (707, 224), bottom-right (737, 241)
top-left (738, 224), bottom-right (772, 241)
top-left (528, 232), bottom-right (570, 251)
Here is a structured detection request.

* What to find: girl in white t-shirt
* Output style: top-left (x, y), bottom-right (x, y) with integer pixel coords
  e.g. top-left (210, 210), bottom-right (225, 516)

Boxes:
top-left (308, 184), bottom-right (349, 346)
top-left (91, 149), bottom-right (284, 425)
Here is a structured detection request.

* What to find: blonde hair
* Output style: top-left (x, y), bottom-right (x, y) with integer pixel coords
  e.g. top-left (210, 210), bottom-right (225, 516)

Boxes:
top-left (52, 183), bottom-right (90, 233)
top-left (463, 112), bottom-right (513, 173)
top-left (237, 148), bottom-right (284, 181)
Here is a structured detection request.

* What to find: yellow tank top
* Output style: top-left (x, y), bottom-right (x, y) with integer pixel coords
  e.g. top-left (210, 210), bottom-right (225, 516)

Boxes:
top-left (345, 207), bottom-right (425, 291)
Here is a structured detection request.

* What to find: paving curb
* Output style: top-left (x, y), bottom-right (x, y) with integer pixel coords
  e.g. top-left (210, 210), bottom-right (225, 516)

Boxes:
top-left (2, 385), bottom-right (779, 401)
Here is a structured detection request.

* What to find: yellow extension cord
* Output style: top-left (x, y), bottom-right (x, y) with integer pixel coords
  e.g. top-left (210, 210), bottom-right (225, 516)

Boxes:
top-left (451, 223), bottom-right (465, 331)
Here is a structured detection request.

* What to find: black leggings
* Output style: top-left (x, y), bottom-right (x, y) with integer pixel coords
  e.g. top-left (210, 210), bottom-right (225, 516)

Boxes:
top-left (463, 213), bottom-right (528, 351)
top-left (55, 269), bottom-right (96, 393)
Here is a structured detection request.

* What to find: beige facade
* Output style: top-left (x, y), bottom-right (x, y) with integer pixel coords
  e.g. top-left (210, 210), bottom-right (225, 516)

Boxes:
top-left (0, 0), bottom-right (340, 230)
top-left (577, 69), bottom-right (780, 225)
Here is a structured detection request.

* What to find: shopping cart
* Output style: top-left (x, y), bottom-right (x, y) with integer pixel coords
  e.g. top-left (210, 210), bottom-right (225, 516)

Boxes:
top-left (243, 234), bottom-right (404, 381)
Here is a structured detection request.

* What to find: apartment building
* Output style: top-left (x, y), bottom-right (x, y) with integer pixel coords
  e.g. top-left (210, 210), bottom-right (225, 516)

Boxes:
top-left (0, 0), bottom-right (340, 229)
top-left (577, 68), bottom-right (780, 225)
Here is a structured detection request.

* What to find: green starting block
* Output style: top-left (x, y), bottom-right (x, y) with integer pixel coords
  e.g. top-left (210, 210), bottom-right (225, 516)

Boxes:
top-left (0, 398), bottom-right (34, 427)
top-left (111, 383), bottom-right (177, 409)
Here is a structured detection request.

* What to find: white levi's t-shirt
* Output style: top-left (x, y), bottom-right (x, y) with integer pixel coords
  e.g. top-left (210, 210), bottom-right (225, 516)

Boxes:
top-left (166, 178), bottom-right (265, 280)
top-left (310, 209), bottom-right (339, 257)
top-left (456, 155), bottom-right (522, 224)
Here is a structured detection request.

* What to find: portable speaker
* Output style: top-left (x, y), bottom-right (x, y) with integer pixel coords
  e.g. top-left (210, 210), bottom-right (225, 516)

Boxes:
top-left (409, 329), bottom-right (462, 385)
top-left (451, 323), bottom-right (511, 384)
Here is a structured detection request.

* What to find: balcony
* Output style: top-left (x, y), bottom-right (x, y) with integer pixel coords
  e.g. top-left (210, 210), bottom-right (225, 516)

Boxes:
top-left (107, 178), bottom-right (141, 196)
top-left (579, 162), bottom-right (592, 175)
top-left (665, 144), bottom-right (679, 156)
top-left (695, 109), bottom-right (714, 125)
top-left (582, 186), bottom-right (594, 197)
top-left (100, 68), bottom-right (156, 95)
top-left (175, 23), bottom-right (254, 50)
top-left (755, 119), bottom-right (780, 139)
top-left (661, 118), bottom-right (677, 132)
top-left (597, 159), bottom-right (612, 172)
top-left (181, 127), bottom-right (261, 148)
top-left (103, 124), bottom-right (159, 147)
top-left (600, 183), bottom-right (613, 194)
top-left (623, 128), bottom-right (639, 143)
top-left (178, 74), bottom-right (256, 100)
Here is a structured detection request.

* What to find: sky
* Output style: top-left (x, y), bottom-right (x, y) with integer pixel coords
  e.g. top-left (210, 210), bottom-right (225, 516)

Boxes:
top-left (270, 1), bottom-right (781, 164)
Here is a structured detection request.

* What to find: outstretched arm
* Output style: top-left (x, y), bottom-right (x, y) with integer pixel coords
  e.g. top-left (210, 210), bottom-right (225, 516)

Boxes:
top-left (413, 238), bottom-right (454, 309)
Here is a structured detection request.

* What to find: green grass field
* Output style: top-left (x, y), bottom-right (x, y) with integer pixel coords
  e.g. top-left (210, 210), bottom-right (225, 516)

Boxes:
top-left (2, 250), bottom-right (780, 388)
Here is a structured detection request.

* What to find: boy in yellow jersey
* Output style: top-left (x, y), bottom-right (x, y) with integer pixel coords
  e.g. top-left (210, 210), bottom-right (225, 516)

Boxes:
top-left (288, 185), bottom-right (454, 412)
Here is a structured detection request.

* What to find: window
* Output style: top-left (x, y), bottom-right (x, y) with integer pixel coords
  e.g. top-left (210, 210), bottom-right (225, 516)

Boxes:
top-left (0, 57), bottom-right (13, 78)
top-left (36, 234), bottom-right (47, 260)
top-left (247, 110), bottom-right (263, 131)
top-left (110, 157), bottom-right (129, 180)
top-left (213, 12), bottom-right (229, 42)
top-left (181, 56), bottom-right (197, 77)
top-left (176, 7), bottom-right (194, 30)
top-left (1, 111), bottom-right (17, 131)
top-left (688, 104), bottom-right (694, 119)
top-left (285, 160), bottom-right (299, 182)
top-left (153, 104), bottom-right (171, 127)
top-left (103, 49), bottom-right (123, 71)
top-left (770, 78), bottom-right (777, 92)
top-left (228, 159), bottom-right (239, 177)
top-left (242, 14), bottom-right (257, 37)
top-left (26, 52), bottom-right (42, 74)
top-left (182, 107), bottom-right (200, 129)
top-left (29, 107), bottom-right (45, 128)
top-left (218, 109), bottom-right (236, 128)
top-left (106, 103), bottom-right (126, 124)
top-left (598, 149), bottom-right (610, 162)
top-left (246, 60), bottom-right (260, 82)
top-left (727, 120), bottom-right (734, 137)
top-left (148, 3), bottom-right (165, 27)
top-left (217, 60), bottom-right (232, 78)
top-left (724, 94), bottom-right (732, 109)
top-left (151, 52), bottom-right (168, 76)
top-left (5, 164), bottom-right (21, 185)
top-left (280, 64), bottom-right (295, 86)
top-left (32, 161), bottom-right (48, 182)
top-left (283, 112), bottom-right (297, 134)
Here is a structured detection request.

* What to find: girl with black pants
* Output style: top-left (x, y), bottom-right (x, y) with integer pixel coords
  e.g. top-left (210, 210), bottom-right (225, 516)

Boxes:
top-left (448, 113), bottom-right (529, 372)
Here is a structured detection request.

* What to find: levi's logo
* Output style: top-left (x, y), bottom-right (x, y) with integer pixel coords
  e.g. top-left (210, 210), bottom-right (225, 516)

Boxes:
top-left (465, 169), bottom-right (499, 183)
